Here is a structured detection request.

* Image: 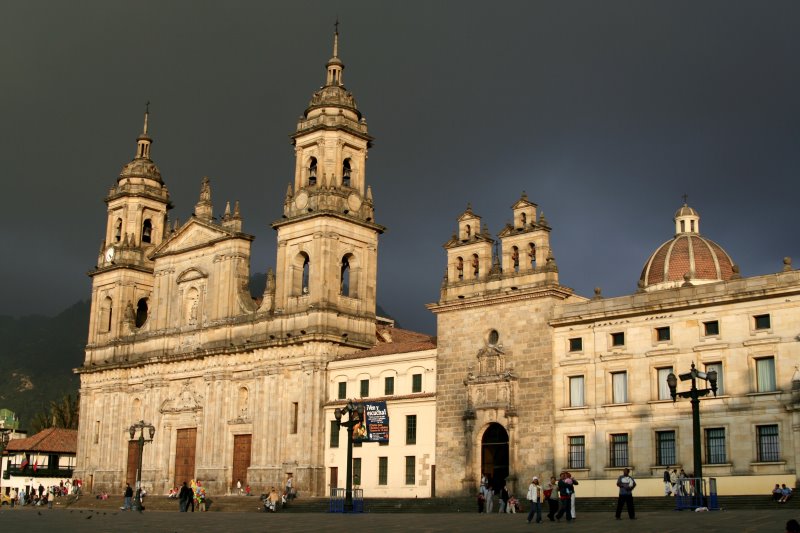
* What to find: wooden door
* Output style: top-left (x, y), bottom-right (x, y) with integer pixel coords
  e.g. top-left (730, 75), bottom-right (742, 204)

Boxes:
top-left (174, 428), bottom-right (197, 488)
top-left (231, 434), bottom-right (252, 490)
top-left (125, 440), bottom-right (138, 486)
top-left (330, 467), bottom-right (338, 489)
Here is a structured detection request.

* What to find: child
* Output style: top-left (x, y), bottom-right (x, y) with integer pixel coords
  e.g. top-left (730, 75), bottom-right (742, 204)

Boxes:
top-left (507, 495), bottom-right (518, 513)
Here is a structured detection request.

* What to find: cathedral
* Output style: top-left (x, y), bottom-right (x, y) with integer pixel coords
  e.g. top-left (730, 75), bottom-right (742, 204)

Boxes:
top-left (75, 30), bottom-right (800, 499)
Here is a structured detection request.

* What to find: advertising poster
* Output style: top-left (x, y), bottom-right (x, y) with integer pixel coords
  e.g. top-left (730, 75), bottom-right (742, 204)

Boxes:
top-left (353, 401), bottom-right (389, 443)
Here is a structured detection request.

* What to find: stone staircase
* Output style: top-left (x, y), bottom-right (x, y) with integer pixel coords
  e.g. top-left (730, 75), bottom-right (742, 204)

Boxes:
top-left (62, 494), bottom-right (799, 513)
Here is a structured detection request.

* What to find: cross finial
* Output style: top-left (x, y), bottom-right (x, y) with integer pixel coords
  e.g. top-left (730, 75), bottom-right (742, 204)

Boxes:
top-left (334, 17), bottom-right (339, 34)
top-left (145, 100), bottom-right (150, 114)
top-left (682, 193), bottom-right (688, 205)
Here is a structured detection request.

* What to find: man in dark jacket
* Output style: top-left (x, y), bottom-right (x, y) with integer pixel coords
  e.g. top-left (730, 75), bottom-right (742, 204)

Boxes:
top-left (178, 481), bottom-right (193, 512)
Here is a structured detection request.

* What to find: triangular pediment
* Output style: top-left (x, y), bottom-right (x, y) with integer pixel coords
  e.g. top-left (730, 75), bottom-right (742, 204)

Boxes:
top-left (151, 217), bottom-right (237, 258)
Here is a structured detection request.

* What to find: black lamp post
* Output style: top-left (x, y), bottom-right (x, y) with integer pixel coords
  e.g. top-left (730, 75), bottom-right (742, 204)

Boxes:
top-left (666, 363), bottom-right (717, 501)
top-left (128, 420), bottom-right (155, 512)
top-left (334, 400), bottom-right (364, 512)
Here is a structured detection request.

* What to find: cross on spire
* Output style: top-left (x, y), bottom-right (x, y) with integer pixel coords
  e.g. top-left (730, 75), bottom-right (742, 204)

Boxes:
top-left (682, 193), bottom-right (689, 205)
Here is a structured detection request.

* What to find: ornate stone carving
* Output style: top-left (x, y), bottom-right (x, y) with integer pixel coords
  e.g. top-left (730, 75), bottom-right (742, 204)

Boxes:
top-left (160, 381), bottom-right (204, 414)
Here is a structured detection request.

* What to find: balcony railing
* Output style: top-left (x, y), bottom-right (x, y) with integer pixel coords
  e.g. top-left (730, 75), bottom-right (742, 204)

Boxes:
top-left (3, 465), bottom-right (74, 479)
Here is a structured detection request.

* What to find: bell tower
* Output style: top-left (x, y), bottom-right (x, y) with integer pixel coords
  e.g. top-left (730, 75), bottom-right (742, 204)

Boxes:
top-left (87, 108), bottom-right (171, 351)
top-left (272, 27), bottom-right (384, 347)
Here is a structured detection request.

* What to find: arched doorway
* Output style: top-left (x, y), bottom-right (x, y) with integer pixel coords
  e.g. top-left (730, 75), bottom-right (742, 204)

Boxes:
top-left (481, 423), bottom-right (509, 492)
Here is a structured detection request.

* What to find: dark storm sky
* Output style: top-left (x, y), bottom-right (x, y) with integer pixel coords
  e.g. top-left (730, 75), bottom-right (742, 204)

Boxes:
top-left (2, 1), bottom-right (798, 335)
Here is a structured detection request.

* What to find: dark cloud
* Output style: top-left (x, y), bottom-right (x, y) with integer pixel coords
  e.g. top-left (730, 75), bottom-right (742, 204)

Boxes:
top-left (2, 1), bottom-right (798, 335)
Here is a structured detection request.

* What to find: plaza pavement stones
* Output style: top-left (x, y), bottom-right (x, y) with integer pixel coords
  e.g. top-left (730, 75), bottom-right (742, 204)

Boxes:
top-left (0, 506), bottom-right (799, 533)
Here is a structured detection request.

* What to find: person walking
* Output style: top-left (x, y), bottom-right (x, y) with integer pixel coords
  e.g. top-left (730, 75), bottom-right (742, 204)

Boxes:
top-left (484, 480), bottom-right (495, 513)
top-left (498, 484), bottom-right (509, 513)
top-left (236, 479), bottom-right (242, 495)
top-left (121, 483), bottom-right (133, 511)
top-left (670, 469), bottom-right (678, 496)
top-left (566, 471), bottom-right (579, 519)
top-left (555, 472), bottom-right (572, 522)
top-left (178, 481), bottom-right (192, 512)
top-left (526, 476), bottom-right (543, 524)
top-left (615, 468), bottom-right (637, 520)
top-left (545, 476), bottom-right (559, 521)
top-left (663, 468), bottom-right (672, 496)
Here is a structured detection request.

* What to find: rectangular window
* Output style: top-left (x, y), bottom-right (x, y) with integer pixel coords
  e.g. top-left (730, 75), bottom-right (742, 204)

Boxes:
top-left (754, 314), bottom-right (771, 330)
top-left (384, 376), bottom-right (394, 396)
top-left (705, 428), bottom-right (726, 464)
top-left (405, 456), bottom-right (416, 485)
top-left (94, 420), bottom-right (100, 444)
top-left (610, 434), bottom-right (629, 467)
top-left (656, 430), bottom-right (676, 466)
top-left (657, 367), bottom-right (673, 400)
top-left (290, 402), bottom-right (298, 434)
top-left (353, 457), bottom-right (362, 485)
top-left (757, 424), bottom-right (780, 462)
top-left (655, 326), bottom-right (671, 342)
top-left (406, 414), bottom-right (417, 445)
top-left (378, 457), bottom-right (388, 485)
top-left (330, 420), bottom-right (340, 448)
top-left (569, 376), bottom-right (585, 407)
top-left (337, 381), bottom-right (347, 400)
top-left (412, 373), bottom-right (422, 393)
top-left (612, 371), bottom-right (628, 404)
top-left (569, 337), bottom-right (583, 352)
top-left (703, 320), bottom-right (720, 336)
top-left (568, 436), bottom-right (585, 469)
top-left (756, 357), bottom-right (777, 392)
top-left (611, 332), bottom-right (625, 347)
top-left (360, 379), bottom-right (369, 398)
top-left (705, 362), bottom-right (724, 395)
top-left (353, 440), bottom-right (362, 448)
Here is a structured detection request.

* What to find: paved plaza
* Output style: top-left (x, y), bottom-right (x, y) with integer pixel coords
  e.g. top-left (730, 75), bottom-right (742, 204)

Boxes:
top-left (0, 507), bottom-right (798, 533)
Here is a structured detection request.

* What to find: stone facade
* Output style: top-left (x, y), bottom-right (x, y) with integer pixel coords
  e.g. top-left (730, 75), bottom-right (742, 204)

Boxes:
top-left (75, 32), bottom-right (392, 497)
top-left (431, 200), bottom-right (800, 497)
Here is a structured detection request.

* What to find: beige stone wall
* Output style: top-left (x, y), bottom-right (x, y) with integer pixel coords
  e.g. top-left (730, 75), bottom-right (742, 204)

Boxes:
top-left (551, 270), bottom-right (800, 487)
top-left (432, 290), bottom-right (567, 497)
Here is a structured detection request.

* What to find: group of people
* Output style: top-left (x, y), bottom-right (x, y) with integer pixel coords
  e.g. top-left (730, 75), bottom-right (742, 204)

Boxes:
top-left (662, 468), bottom-right (694, 496)
top-left (510, 468), bottom-right (636, 524)
top-left (773, 483), bottom-right (793, 503)
top-left (5, 480), bottom-right (77, 507)
top-left (262, 474), bottom-right (296, 512)
top-left (176, 479), bottom-right (206, 512)
top-left (476, 474), bottom-right (520, 513)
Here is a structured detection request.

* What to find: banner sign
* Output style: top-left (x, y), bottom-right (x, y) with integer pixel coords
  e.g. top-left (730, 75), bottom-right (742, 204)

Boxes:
top-left (353, 401), bottom-right (389, 443)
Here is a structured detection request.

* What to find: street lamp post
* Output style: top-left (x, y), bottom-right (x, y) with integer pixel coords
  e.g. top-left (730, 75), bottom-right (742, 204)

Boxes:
top-left (334, 400), bottom-right (364, 513)
top-left (128, 420), bottom-right (155, 512)
top-left (666, 363), bottom-right (717, 502)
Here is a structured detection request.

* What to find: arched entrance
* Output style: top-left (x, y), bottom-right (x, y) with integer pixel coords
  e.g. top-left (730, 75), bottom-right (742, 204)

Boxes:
top-left (481, 423), bottom-right (509, 491)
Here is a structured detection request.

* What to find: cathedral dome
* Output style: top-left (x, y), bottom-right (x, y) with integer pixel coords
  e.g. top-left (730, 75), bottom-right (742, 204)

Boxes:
top-left (639, 203), bottom-right (736, 291)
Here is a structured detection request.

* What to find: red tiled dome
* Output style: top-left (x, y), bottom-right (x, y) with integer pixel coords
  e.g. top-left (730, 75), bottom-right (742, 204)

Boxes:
top-left (640, 234), bottom-right (735, 289)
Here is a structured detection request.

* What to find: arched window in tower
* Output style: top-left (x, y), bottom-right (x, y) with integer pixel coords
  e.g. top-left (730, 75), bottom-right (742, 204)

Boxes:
top-left (342, 158), bottom-right (352, 187)
top-left (465, 224), bottom-right (471, 238)
top-left (529, 243), bottom-right (536, 269)
top-left (293, 252), bottom-right (311, 296)
top-left (185, 287), bottom-right (199, 325)
top-left (681, 220), bottom-right (685, 232)
top-left (308, 157), bottom-right (318, 186)
top-left (472, 253), bottom-right (480, 278)
top-left (512, 246), bottom-right (520, 273)
top-left (135, 297), bottom-right (149, 328)
top-left (521, 213), bottom-right (527, 227)
top-left (690, 220), bottom-right (695, 232)
top-left (340, 254), bottom-right (351, 296)
top-left (114, 218), bottom-right (123, 243)
top-left (101, 296), bottom-right (113, 333)
top-left (456, 257), bottom-right (464, 280)
top-left (141, 219), bottom-right (153, 244)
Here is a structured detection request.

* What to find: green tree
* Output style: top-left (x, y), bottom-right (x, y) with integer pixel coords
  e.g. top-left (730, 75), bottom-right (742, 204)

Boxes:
top-left (30, 393), bottom-right (79, 433)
